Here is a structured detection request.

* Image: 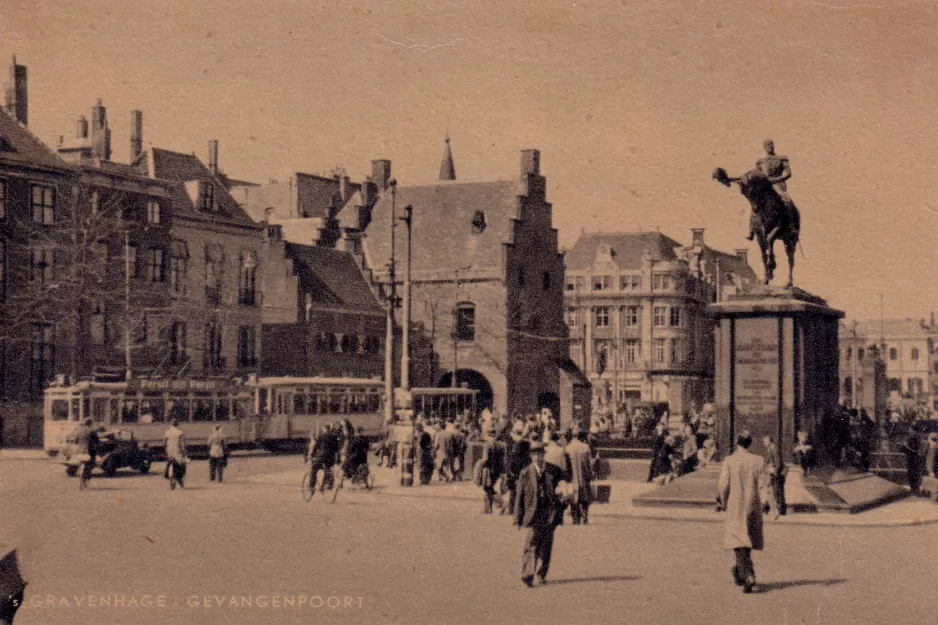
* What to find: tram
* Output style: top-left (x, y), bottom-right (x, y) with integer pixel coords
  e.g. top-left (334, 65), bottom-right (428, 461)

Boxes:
top-left (43, 376), bottom-right (480, 455)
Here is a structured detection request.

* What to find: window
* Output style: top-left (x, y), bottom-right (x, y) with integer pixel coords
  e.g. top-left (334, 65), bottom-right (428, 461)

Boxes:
top-left (625, 306), bottom-right (641, 327)
top-left (845, 347), bottom-right (852, 362)
top-left (90, 299), bottom-right (107, 346)
top-left (126, 244), bottom-right (138, 278)
top-left (670, 338), bottom-right (682, 364)
top-left (146, 249), bottom-right (165, 282)
top-left (30, 248), bottom-right (54, 285)
top-left (909, 378), bottom-right (924, 395)
top-left (887, 378), bottom-right (901, 392)
top-left (566, 307), bottom-right (579, 327)
top-left (199, 181), bottom-right (216, 212)
top-left (653, 306), bottom-right (666, 327)
top-left (31, 185), bottom-right (55, 224)
top-left (471, 210), bottom-right (486, 234)
top-left (90, 190), bottom-right (99, 216)
top-left (669, 307), bottom-right (682, 327)
top-left (594, 306), bottom-right (610, 328)
top-left (933, 362), bottom-right (938, 375)
top-left (455, 303), bottom-right (476, 341)
top-left (237, 326), bottom-right (257, 368)
top-left (170, 322), bottom-right (187, 365)
top-left (239, 251), bottom-right (257, 306)
top-left (205, 245), bottom-right (224, 307)
top-left (592, 275), bottom-right (611, 291)
top-left (565, 280), bottom-right (576, 292)
top-left (654, 338), bottom-right (666, 364)
top-left (363, 336), bottom-right (381, 355)
top-left (889, 347), bottom-right (898, 361)
top-left (620, 276), bottom-right (630, 291)
top-left (170, 240), bottom-right (188, 294)
top-left (858, 348), bottom-right (865, 361)
top-left (542, 271), bottom-right (551, 291)
top-left (204, 322), bottom-right (223, 369)
top-left (625, 339), bottom-right (640, 363)
top-left (594, 340), bottom-right (610, 373)
top-left (340, 334), bottom-right (359, 354)
top-left (147, 200), bottom-right (161, 224)
top-left (30, 323), bottom-right (54, 395)
top-left (0, 179), bottom-right (5, 219)
top-left (911, 348), bottom-right (920, 361)
top-left (631, 275), bottom-right (641, 290)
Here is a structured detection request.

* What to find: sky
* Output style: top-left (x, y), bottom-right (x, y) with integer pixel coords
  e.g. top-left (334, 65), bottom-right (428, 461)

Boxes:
top-left (2, 0), bottom-right (937, 322)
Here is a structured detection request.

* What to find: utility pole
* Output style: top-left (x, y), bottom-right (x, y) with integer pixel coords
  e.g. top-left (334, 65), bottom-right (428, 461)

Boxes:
top-left (124, 229), bottom-right (133, 381)
top-left (851, 320), bottom-right (859, 409)
top-left (384, 180), bottom-right (398, 423)
top-left (400, 205), bottom-right (413, 390)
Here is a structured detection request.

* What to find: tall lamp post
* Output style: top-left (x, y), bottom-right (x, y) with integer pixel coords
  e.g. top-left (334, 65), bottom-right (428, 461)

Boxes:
top-left (124, 229), bottom-right (133, 381)
top-left (399, 205), bottom-right (413, 391)
top-left (383, 179), bottom-right (399, 423)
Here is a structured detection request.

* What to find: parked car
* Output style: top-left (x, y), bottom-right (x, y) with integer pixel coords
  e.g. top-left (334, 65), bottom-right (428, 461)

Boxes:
top-left (60, 428), bottom-right (152, 477)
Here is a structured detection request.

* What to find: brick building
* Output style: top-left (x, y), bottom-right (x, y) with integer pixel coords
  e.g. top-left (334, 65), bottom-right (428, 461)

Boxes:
top-left (356, 144), bottom-right (589, 421)
top-left (563, 228), bottom-right (756, 417)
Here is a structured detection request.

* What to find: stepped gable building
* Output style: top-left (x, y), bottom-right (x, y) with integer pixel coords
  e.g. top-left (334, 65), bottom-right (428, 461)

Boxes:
top-left (563, 228), bottom-right (756, 417)
top-left (355, 142), bottom-right (589, 421)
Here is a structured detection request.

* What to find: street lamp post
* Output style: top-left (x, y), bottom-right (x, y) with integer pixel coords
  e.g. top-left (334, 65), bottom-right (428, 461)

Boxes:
top-left (399, 205), bottom-right (413, 391)
top-left (124, 229), bottom-right (133, 381)
top-left (383, 180), bottom-right (398, 423)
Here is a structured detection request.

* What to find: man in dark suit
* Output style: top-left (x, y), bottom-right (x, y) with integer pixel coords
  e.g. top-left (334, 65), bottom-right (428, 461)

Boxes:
top-left (514, 440), bottom-right (562, 587)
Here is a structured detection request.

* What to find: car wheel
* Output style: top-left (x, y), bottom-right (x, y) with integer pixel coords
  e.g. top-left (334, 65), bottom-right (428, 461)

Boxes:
top-left (137, 459), bottom-right (151, 474)
top-left (65, 465), bottom-right (78, 477)
top-left (102, 458), bottom-right (118, 478)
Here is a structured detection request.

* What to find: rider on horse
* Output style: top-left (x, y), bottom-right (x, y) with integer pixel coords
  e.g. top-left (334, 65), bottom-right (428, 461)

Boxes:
top-left (747, 139), bottom-right (797, 241)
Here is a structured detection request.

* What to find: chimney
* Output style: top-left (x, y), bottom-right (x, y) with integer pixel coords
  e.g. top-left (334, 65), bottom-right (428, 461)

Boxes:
top-left (76, 116), bottom-right (89, 139)
top-left (90, 98), bottom-right (111, 161)
top-left (208, 139), bottom-right (219, 174)
top-left (371, 160), bottom-right (391, 191)
top-left (3, 56), bottom-right (27, 125)
top-left (521, 149), bottom-right (540, 176)
top-left (338, 174), bottom-right (348, 202)
top-left (735, 248), bottom-right (748, 265)
top-left (692, 228), bottom-right (705, 248)
top-left (130, 110), bottom-right (143, 161)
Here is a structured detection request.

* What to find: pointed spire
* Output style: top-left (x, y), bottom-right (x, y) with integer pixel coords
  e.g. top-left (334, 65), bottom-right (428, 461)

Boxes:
top-left (439, 133), bottom-right (456, 181)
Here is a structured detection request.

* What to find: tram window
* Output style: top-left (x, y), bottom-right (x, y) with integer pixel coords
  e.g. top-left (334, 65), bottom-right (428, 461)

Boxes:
top-left (215, 400), bottom-right (230, 421)
top-left (168, 401), bottom-right (189, 422)
top-left (369, 393), bottom-right (381, 412)
top-left (293, 393), bottom-right (307, 414)
top-left (71, 399), bottom-right (80, 421)
top-left (258, 389), bottom-right (269, 415)
top-left (140, 399), bottom-right (165, 424)
top-left (91, 398), bottom-right (107, 422)
top-left (192, 397), bottom-right (212, 422)
top-left (308, 393), bottom-right (321, 415)
top-left (83, 399), bottom-right (91, 422)
top-left (122, 400), bottom-right (140, 423)
top-left (233, 399), bottom-right (249, 419)
top-left (51, 400), bottom-right (69, 421)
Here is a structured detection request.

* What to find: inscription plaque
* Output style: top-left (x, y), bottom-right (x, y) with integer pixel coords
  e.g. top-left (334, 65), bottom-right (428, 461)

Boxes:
top-left (733, 318), bottom-right (780, 453)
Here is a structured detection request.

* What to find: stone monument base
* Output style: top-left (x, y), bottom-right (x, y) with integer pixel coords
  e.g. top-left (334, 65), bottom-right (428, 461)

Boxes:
top-left (631, 464), bottom-right (909, 514)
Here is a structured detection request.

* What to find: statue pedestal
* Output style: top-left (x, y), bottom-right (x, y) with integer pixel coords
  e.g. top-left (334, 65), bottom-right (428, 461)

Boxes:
top-left (711, 285), bottom-right (841, 462)
top-left (633, 286), bottom-right (907, 513)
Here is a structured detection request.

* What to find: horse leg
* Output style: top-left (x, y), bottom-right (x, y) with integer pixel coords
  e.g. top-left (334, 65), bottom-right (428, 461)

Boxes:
top-left (785, 239), bottom-right (796, 288)
top-left (758, 237), bottom-right (772, 284)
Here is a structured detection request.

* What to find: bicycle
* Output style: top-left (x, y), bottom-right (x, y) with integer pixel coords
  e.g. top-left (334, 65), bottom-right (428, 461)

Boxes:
top-left (302, 464), bottom-right (339, 502)
top-left (330, 462), bottom-right (375, 503)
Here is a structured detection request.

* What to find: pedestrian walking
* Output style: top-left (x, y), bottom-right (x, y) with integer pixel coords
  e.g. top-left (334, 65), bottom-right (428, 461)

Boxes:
top-left (717, 430), bottom-right (766, 594)
top-left (163, 420), bottom-right (187, 487)
top-left (647, 423), bottom-right (667, 482)
top-left (761, 435), bottom-right (787, 518)
top-left (514, 440), bottom-right (563, 587)
top-left (904, 429), bottom-right (927, 495)
top-left (505, 424), bottom-right (530, 516)
top-left (433, 421), bottom-right (455, 482)
top-left (451, 423), bottom-right (467, 481)
top-left (207, 424), bottom-right (228, 483)
top-left (479, 426), bottom-right (506, 514)
top-left (565, 426), bottom-right (594, 525)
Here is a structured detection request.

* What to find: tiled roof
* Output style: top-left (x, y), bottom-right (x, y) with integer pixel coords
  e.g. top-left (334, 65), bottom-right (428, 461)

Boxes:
top-left (363, 180), bottom-right (523, 276)
top-left (564, 232), bottom-right (683, 270)
top-left (284, 243), bottom-right (383, 314)
top-left (0, 108), bottom-right (70, 171)
top-left (700, 247), bottom-right (758, 283)
top-left (147, 147), bottom-right (257, 227)
top-left (851, 319), bottom-right (934, 339)
top-left (295, 173), bottom-right (361, 220)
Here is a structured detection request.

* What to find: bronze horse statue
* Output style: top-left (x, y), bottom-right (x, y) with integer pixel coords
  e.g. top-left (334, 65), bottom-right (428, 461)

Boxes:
top-left (712, 167), bottom-right (801, 287)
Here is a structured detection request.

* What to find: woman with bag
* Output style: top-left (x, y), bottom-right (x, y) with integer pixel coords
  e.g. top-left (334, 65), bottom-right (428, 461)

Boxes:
top-left (208, 424), bottom-right (228, 483)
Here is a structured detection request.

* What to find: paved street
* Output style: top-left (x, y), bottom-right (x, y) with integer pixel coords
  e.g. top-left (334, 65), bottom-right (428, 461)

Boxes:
top-left (2, 455), bottom-right (937, 625)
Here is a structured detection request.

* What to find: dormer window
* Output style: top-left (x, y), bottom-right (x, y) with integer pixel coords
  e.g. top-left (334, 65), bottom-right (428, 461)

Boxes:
top-left (199, 181), bottom-right (216, 212)
top-left (147, 200), bottom-right (162, 224)
top-left (471, 210), bottom-right (486, 234)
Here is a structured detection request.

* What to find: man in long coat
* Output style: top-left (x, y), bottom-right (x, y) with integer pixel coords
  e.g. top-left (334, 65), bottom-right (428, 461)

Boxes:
top-left (718, 430), bottom-right (766, 593)
top-left (514, 440), bottom-right (563, 587)
top-left (565, 427), bottom-right (594, 525)
top-left (433, 421), bottom-right (455, 482)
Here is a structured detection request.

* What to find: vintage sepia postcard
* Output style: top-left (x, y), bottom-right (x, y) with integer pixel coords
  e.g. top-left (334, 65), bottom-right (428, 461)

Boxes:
top-left (1, 1), bottom-right (936, 624)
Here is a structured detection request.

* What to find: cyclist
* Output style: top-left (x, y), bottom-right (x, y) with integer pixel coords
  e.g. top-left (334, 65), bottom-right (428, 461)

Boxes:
top-left (73, 419), bottom-right (99, 483)
top-left (306, 423), bottom-right (341, 491)
top-left (340, 427), bottom-right (371, 483)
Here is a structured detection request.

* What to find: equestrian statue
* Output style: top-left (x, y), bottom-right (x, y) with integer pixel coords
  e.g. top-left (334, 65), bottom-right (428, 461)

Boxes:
top-left (712, 139), bottom-right (801, 287)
